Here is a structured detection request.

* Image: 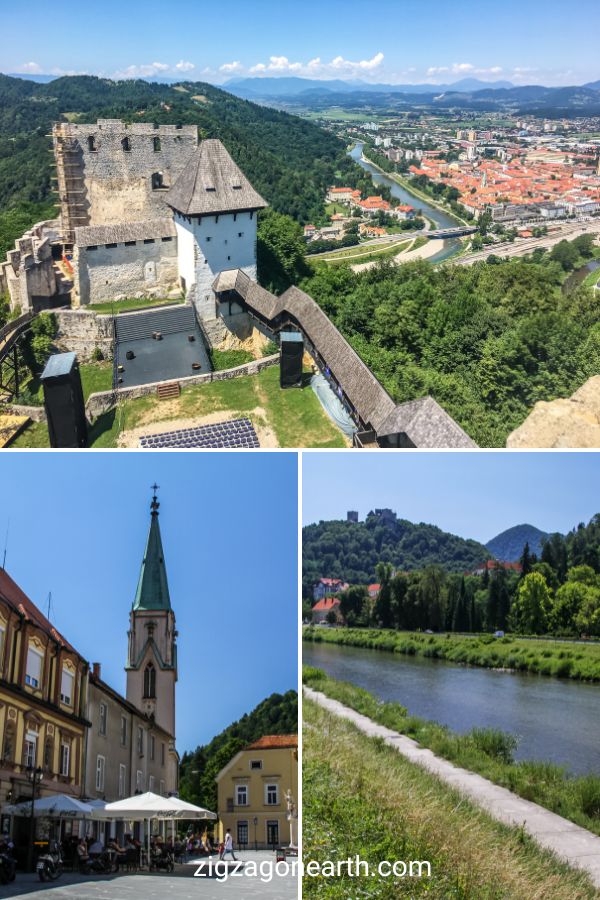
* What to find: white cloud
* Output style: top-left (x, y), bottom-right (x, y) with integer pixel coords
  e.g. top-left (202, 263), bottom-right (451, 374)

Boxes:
top-left (113, 62), bottom-right (173, 79)
top-left (19, 61), bottom-right (43, 74)
top-left (219, 60), bottom-right (244, 74)
top-left (227, 51), bottom-right (385, 81)
top-left (175, 60), bottom-right (195, 72)
top-left (426, 62), bottom-right (505, 82)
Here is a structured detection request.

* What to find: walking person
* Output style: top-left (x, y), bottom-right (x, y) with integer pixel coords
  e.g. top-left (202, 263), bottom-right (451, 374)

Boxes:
top-left (219, 829), bottom-right (237, 861)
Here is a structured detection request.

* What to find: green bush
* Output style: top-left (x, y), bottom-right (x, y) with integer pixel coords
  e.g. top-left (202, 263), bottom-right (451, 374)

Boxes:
top-left (470, 727), bottom-right (518, 764)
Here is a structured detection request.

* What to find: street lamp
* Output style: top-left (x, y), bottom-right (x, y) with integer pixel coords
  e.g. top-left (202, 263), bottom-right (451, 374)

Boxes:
top-left (26, 765), bottom-right (43, 873)
top-left (253, 817), bottom-right (258, 852)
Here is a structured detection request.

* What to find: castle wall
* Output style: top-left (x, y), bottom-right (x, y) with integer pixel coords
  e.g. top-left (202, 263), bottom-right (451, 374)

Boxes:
top-left (174, 210), bottom-right (258, 320)
top-left (0, 221), bottom-right (61, 312)
top-left (54, 309), bottom-right (114, 360)
top-left (53, 120), bottom-right (198, 236)
top-left (75, 238), bottom-right (179, 306)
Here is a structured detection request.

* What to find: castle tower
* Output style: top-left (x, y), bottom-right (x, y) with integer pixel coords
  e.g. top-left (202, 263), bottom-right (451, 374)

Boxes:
top-left (165, 139), bottom-right (267, 320)
top-left (126, 487), bottom-right (177, 738)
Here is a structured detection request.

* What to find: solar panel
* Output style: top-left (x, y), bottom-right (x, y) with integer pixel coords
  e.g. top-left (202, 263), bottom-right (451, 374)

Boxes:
top-left (139, 418), bottom-right (260, 449)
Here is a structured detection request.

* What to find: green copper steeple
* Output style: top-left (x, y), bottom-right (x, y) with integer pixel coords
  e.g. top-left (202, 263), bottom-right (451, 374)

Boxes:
top-left (133, 486), bottom-right (171, 611)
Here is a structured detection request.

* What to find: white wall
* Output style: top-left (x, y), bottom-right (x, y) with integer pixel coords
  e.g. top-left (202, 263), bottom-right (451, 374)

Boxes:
top-left (174, 210), bottom-right (258, 320)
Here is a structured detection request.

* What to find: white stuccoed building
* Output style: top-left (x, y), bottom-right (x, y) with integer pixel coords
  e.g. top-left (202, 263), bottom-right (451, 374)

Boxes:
top-left (165, 139), bottom-right (267, 321)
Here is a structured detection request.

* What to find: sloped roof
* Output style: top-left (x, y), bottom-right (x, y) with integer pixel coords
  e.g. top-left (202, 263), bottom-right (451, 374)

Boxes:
top-left (75, 219), bottom-right (175, 248)
top-left (312, 597), bottom-right (341, 612)
top-left (212, 271), bottom-right (477, 448)
top-left (133, 509), bottom-right (171, 611)
top-left (245, 735), bottom-right (298, 750)
top-left (377, 396), bottom-right (476, 447)
top-left (165, 139), bottom-right (267, 216)
top-left (0, 568), bottom-right (80, 657)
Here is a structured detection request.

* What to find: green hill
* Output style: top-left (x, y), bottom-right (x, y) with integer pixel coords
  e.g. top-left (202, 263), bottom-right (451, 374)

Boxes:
top-left (302, 514), bottom-right (489, 598)
top-left (178, 691), bottom-right (297, 813)
top-left (0, 73), bottom-right (355, 256)
top-left (486, 524), bottom-right (550, 562)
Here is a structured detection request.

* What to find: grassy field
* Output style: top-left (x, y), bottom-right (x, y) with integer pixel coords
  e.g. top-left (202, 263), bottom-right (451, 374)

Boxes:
top-left (303, 626), bottom-right (600, 681)
top-left (11, 365), bottom-right (346, 449)
top-left (86, 297), bottom-right (182, 315)
top-left (304, 666), bottom-right (600, 840)
top-left (311, 239), bottom-right (410, 266)
top-left (303, 698), bottom-right (598, 898)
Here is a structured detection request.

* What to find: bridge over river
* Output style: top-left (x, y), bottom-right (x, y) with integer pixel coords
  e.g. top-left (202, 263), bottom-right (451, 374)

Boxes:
top-left (427, 225), bottom-right (478, 239)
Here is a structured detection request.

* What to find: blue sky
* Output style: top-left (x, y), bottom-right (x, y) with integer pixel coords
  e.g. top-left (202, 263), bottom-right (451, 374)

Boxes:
top-left (2, 0), bottom-right (598, 86)
top-left (0, 452), bottom-right (298, 752)
top-left (302, 452), bottom-right (600, 543)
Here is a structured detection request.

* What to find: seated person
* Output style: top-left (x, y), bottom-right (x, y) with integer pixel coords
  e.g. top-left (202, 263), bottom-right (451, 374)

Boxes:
top-left (88, 837), bottom-right (104, 856)
top-left (76, 839), bottom-right (89, 865)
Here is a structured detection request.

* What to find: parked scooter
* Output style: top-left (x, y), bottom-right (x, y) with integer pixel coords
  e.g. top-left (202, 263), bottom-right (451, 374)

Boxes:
top-left (0, 839), bottom-right (16, 884)
top-left (37, 840), bottom-right (63, 881)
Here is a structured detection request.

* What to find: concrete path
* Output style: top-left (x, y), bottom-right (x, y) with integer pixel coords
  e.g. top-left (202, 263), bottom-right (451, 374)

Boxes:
top-left (305, 686), bottom-right (600, 888)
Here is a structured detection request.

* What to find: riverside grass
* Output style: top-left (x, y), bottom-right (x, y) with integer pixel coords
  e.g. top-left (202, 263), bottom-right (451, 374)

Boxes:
top-left (303, 666), bottom-right (600, 839)
top-left (303, 626), bottom-right (600, 682)
top-left (303, 699), bottom-right (598, 899)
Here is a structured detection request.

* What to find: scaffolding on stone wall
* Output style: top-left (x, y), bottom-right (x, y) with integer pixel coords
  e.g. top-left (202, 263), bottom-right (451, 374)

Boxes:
top-left (51, 125), bottom-right (88, 244)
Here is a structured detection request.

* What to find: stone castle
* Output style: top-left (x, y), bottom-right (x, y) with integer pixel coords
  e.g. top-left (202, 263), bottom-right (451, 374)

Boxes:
top-left (2, 119), bottom-right (267, 333)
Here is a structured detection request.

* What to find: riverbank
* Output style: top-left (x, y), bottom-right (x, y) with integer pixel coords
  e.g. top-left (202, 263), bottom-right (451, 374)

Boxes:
top-left (303, 667), bottom-right (600, 841)
top-left (303, 626), bottom-right (600, 681)
top-left (303, 694), bottom-right (599, 898)
top-left (359, 149), bottom-right (470, 227)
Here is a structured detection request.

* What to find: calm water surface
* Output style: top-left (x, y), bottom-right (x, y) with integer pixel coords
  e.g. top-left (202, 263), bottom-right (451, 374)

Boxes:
top-left (304, 640), bottom-right (600, 774)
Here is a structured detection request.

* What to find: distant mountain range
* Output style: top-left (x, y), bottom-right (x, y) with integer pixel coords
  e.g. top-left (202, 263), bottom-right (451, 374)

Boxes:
top-left (225, 76), bottom-right (518, 97)
top-left (485, 524), bottom-right (551, 562)
top-left (224, 76), bottom-right (600, 115)
top-left (5, 71), bottom-right (600, 115)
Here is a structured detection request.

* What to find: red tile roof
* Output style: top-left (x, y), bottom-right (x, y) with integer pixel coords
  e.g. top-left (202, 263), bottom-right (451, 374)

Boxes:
top-left (245, 734), bottom-right (298, 750)
top-left (0, 567), bottom-right (80, 656)
top-left (312, 597), bottom-right (341, 612)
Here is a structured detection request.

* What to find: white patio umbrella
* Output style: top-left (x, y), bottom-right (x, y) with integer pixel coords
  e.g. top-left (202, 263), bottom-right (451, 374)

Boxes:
top-left (95, 792), bottom-right (216, 867)
top-left (3, 794), bottom-right (95, 818)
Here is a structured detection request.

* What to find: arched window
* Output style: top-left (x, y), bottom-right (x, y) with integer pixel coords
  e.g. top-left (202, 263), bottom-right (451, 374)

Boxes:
top-left (87, 136), bottom-right (97, 152)
top-left (122, 137), bottom-right (131, 152)
top-left (153, 136), bottom-right (161, 152)
top-left (143, 663), bottom-right (156, 699)
top-left (151, 172), bottom-right (164, 190)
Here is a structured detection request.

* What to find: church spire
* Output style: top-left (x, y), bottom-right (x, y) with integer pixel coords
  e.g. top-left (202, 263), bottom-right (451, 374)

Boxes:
top-left (133, 485), bottom-right (171, 611)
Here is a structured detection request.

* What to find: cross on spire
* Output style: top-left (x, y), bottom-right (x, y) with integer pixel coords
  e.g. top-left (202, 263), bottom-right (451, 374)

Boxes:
top-left (151, 483), bottom-right (160, 515)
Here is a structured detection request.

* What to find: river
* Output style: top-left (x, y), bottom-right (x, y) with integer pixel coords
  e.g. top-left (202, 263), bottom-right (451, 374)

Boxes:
top-left (348, 142), bottom-right (462, 263)
top-left (304, 640), bottom-right (600, 774)
top-left (563, 259), bottom-right (600, 293)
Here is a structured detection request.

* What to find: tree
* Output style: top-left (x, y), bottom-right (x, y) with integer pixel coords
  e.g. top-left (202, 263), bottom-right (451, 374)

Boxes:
top-left (374, 562), bottom-right (394, 628)
top-left (339, 585), bottom-right (368, 625)
top-left (511, 572), bottom-right (552, 634)
top-left (257, 209), bottom-right (309, 294)
top-left (452, 577), bottom-right (470, 632)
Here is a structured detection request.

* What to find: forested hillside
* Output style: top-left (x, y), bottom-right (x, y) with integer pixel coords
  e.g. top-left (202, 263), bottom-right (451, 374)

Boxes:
top-left (300, 235), bottom-right (600, 446)
top-left (178, 691), bottom-right (297, 812)
top-left (302, 515), bottom-right (489, 597)
top-left (0, 74), bottom-right (353, 256)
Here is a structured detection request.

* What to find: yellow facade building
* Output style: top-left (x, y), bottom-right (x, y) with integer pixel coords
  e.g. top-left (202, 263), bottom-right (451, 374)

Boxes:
top-left (216, 735), bottom-right (298, 850)
top-left (0, 567), bottom-right (90, 854)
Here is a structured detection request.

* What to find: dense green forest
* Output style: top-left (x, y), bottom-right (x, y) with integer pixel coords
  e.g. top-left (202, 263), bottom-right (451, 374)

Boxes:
top-left (0, 73), bottom-right (357, 257)
top-left (306, 514), bottom-right (600, 637)
top-left (178, 691), bottom-right (297, 813)
top-left (302, 514), bottom-right (490, 597)
top-left (300, 234), bottom-right (600, 446)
